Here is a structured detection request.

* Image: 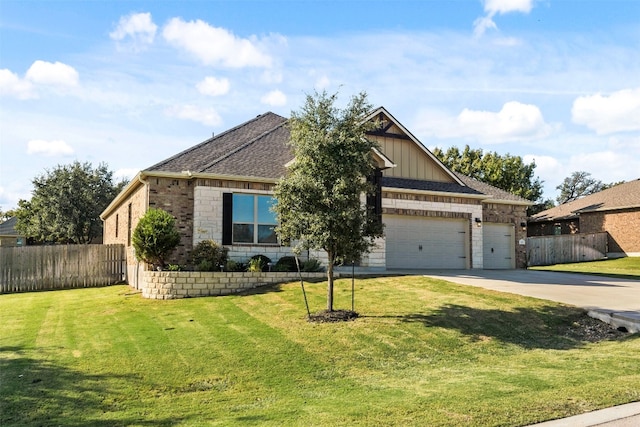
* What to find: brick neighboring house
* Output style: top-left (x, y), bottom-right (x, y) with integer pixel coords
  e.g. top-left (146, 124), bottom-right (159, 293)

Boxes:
top-left (0, 217), bottom-right (26, 247)
top-left (101, 107), bottom-right (531, 285)
top-left (528, 179), bottom-right (640, 258)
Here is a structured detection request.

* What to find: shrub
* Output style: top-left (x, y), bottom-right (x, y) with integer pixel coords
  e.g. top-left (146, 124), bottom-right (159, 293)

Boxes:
top-left (274, 256), bottom-right (298, 272)
top-left (167, 264), bottom-right (183, 271)
top-left (302, 258), bottom-right (323, 272)
top-left (247, 254), bottom-right (271, 272)
top-left (225, 260), bottom-right (244, 272)
top-left (132, 208), bottom-right (180, 269)
top-left (192, 240), bottom-right (229, 272)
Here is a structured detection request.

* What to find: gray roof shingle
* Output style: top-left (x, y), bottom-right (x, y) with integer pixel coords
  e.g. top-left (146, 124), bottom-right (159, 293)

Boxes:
top-left (145, 111), bottom-right (530, 204)
top-left (454, 172), bottom-right (532, 203)
top-left (146, 112), bottom-right (288, 176)
top-left (382, 176), bottom-right (484, 196)
top-left (530, 179), bottom-right (640, 222)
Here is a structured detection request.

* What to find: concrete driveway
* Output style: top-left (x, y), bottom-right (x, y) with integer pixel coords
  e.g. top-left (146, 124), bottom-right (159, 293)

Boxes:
top-left (420, 269), bottom-right (640, 332)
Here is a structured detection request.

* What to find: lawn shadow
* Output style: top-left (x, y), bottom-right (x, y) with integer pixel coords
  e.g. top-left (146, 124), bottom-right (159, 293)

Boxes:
top-left (237, 277), bottom-right (326, 297)
top-left (0, 347), bottom-right (186, 426)
top-left (396, 304), bottom-right (601, 350)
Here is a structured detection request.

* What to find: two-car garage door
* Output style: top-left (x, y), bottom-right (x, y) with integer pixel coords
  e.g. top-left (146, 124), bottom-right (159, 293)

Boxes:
top-left (385, 215), bottom-right (468, 269)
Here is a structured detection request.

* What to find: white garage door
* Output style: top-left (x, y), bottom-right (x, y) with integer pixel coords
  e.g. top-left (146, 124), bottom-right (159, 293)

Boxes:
top-left (483, 223), bottom-right (515, 269)
top-left (385, 215), bottom-right (468, 269)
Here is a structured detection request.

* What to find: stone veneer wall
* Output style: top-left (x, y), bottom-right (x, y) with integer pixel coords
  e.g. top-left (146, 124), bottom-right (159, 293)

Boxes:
top-left (140, 271), bottom-right (327, 300)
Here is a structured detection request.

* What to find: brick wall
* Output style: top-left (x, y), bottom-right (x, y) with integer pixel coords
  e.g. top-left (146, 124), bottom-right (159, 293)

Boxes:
top-left (482, 203), bottom-right (529, 268)
top-left (147, 177), bottom-right (194, 265)
top-left (102, 182), bottom-right (148, 284)
top-left (583, 209), bottom-right (640, 255)
top-left (140, 270), bottom-right (328, 299)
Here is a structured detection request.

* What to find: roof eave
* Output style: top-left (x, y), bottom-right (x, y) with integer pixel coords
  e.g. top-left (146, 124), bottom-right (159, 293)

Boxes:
top-left (382, 185), bottom-right (487, 200)
top-left (100, 172), bottom-right (144, 220)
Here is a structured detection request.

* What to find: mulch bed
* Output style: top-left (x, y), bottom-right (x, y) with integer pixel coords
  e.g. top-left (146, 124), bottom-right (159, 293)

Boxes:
top-left (308, 310), bottom-right (359, 323)
top-left (561, 313), bottom-right (630, 342)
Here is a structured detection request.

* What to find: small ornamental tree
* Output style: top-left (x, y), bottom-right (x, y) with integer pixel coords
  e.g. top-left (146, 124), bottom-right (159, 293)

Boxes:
top-left (132, 208), bottom-right (180, 269)
top-left (274, 90), bottom-right (384, 313)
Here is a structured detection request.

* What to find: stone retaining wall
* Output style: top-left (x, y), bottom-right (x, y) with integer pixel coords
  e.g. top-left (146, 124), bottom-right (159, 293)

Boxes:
top-left (141, 271), bottom-right (328, 300)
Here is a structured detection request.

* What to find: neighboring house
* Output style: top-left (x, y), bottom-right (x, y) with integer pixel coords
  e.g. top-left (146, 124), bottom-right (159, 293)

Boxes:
top-left (528, 179), bottom-right (640, 258)
top-left (101, 107), bottom-right (531, 283)
top-left (0, 217), bottom-right (26, 247)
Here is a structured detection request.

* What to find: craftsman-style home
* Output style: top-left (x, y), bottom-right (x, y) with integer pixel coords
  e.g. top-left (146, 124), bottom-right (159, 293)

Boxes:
top-left (101, 107), bottom-right (531, 282)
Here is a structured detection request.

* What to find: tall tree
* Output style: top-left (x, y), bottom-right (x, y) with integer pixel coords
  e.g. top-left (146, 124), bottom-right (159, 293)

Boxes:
top-left (274, 91), bottom-right (384, 312)
top-left (433, 145), bottom-right (544, 202)
top-left (15, 161), bottom-right (126, 244)
top-left (555, 171), bottom-right (619, 204)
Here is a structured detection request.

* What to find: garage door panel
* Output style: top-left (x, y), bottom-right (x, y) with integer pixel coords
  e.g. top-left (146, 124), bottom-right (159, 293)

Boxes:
top-left (385, 215), bottom-right (468, 269)
top-left (483, 223), bottom-right (515, 269)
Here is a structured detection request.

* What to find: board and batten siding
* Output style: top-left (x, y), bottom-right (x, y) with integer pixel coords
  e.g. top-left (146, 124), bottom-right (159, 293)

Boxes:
top-left (369, 134), bottom-right (453, 182)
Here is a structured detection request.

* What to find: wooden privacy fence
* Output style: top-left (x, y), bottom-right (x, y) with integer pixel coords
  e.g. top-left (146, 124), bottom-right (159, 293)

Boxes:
top-left (0, 244), bottom-right (125, 293)
top-left (526, 232), bottom-right (608, 266)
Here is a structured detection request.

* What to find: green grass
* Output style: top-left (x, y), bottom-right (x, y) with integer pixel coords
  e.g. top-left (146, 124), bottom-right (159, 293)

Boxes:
top-left (531, 257), bottom-right (640, 280)
top-left (1, 277), bottom-right (639, 426)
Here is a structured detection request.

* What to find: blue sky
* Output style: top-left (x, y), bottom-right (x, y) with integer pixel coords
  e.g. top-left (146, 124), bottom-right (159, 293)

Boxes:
top-left (1, 0), bottom-right (639, 211)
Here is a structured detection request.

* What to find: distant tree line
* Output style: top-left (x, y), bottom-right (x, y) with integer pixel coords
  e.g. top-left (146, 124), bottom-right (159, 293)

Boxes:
top-left (13, 161), bottom-right (126, 244)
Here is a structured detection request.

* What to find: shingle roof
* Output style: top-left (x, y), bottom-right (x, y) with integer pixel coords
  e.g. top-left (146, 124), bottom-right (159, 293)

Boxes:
top-left (382, 177), bottom-right (484, 196)
top-left (144, 111), bottom-right (530, 204)
top-left (530, 179), bottom-right (640, 222)
top-left (0, 217), bottom-right (19, 236)
top-left (146, 112), bottom-right (289, 176)
top-left (454, 172), bottom-right (532, 204)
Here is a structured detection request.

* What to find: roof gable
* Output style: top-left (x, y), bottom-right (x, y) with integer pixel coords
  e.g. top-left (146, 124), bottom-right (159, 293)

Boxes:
top-left (364, 107), bottom-right (463, 185)
top-left (531, 179), bottom-right (640, 222)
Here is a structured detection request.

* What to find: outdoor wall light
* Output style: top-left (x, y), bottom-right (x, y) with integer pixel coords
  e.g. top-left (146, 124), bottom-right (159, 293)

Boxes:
top-left (474, 218), bottom-right (482, 226)
top-left (520, 221), bottom-right (527, 230)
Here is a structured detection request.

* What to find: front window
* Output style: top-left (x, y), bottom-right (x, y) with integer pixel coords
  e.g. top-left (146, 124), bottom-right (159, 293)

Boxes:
top-left (232, 194), bottom-right (277, 244)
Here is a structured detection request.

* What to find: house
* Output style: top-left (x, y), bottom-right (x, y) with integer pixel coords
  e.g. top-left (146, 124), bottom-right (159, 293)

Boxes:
top-left (101, 107), bottom-right (531, 283)
top-left (528, 179), bottom-right (640, 258)
top-left (0, 217), bottom-right (26, 247)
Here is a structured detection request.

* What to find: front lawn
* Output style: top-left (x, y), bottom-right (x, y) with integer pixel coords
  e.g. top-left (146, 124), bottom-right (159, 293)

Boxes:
top-left (531, 257), bottom-right (640, 280)
top-left (1, 276), bottom-right (638, 426)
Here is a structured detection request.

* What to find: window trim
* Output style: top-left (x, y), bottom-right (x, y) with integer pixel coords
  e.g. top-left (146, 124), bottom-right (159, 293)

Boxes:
top-left (226, 193), bottom-right (278, 245)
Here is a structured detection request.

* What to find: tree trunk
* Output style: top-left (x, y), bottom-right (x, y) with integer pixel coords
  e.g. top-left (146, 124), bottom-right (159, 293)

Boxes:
top-left (326, 251), bottom-right (335, 312)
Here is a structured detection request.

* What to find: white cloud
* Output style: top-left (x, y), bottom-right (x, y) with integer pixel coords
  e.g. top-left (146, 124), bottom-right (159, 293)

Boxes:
top-left (314, 75), bottom-right (331, 91)
top-left (0, 69), bottom-right (35, 99)
top-left (196, 76), bottom-right (230, 96)
top-left (474, 0), bottom-right (535, 37)
top-left (483, 0), bottom-right (534, 15)
top-left (25, 60), bottom-right (79, 86)
top-left (26, 139), bottom-right (74, 156)
top-left (260, 90), bottom-right (287, 107)
top-left (110, 12), bottom-right (157, 51)
top-left (162, 18), bottom-right (272, 68)
top-left (415, 102), bottom-right (553, 143)
top-left (166, 105), bottom-right (223, 127)
top-left (473, 16), bottom-right (498, 38)
top-left (571, 88), bottom-right (640, 135)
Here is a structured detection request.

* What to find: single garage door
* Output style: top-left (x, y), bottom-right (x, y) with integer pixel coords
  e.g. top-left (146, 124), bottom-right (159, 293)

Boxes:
top-left (385, 215), bottom-right (468, 269)
top-left (483, 223), bottom-right (515, 269)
